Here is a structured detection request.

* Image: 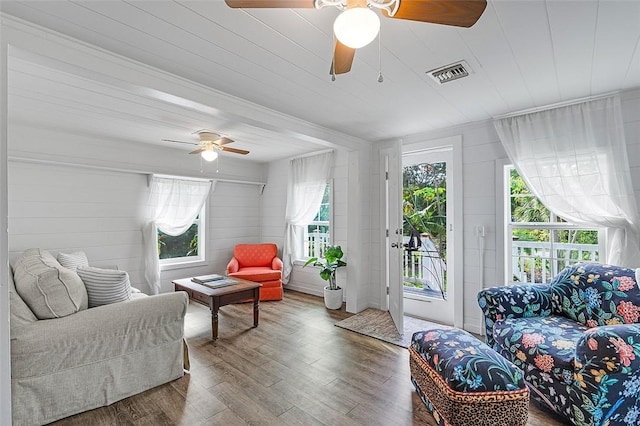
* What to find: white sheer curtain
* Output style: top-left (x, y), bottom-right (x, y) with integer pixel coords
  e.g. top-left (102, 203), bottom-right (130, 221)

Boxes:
top-left (495, 95), bottom-right (640, 267)
top-left (143, 176), bottom-right (212, 294)
top-left (282, 151), bottom-right (335, 284)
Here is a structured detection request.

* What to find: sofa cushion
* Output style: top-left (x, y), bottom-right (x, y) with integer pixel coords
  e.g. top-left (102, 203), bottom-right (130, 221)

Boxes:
top-left (57, 251), bottom-right (89, 271)
top-left (77, 266), bottom-right (131, 308)
top-left (233, 243), bottom-right (278, 268)
top-left (493, 315), bottom-right (588, 384)
top-left (550, 263), bottom-right (640, 326)
top-left (8, 269), bottom-right (37, 327)
top-left (228, 267), bottom-right (282, 282)
top-left (13, 248), bottom-right (88, 319)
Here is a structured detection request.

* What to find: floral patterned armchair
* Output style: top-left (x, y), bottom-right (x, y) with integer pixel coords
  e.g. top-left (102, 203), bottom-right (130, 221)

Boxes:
top-left (478, 263), bottom-right (640, 426)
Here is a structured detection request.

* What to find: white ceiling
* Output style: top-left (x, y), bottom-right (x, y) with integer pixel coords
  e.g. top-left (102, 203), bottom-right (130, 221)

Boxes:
top-left (3, 0), bottom-right (640, 162)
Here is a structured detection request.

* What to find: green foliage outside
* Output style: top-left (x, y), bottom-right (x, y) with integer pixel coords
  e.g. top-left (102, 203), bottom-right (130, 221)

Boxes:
top-left (402, 162), bottom-right (447, 257)
top-left (509, 168), bottom-right (597, 245)
top-left (402, 162), bottom-right (447, 291)
top-left (309, 186), bottom-right (330, 234)
top-left (509, 168), bottom-right (598, 282)
top-left (158, 223), bottom-right (199, 260)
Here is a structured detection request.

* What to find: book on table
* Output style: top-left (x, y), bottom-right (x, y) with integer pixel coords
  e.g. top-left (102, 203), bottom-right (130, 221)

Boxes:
top-left (191, 274), bottom-right (225, 284)
top-left (198, 278), bottom-right (238, 289)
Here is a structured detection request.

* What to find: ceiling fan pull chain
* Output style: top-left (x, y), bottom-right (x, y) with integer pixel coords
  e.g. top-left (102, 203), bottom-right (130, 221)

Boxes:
top-left (377, 25), bottom-right (383, 83)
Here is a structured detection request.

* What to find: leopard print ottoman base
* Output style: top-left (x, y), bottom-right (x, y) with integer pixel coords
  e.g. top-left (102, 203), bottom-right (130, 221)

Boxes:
top-left (409, 327), bottom-right (529, 426)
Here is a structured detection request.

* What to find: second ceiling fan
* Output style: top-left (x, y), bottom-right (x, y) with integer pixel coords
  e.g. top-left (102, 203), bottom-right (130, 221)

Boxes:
top-left (224, 0), bottom-right (487, 76)
top-left (163, 131), bottom-right (249, 162)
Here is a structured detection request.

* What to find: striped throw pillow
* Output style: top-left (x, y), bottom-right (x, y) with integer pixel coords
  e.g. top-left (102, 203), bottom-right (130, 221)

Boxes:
top-left (57, 251), bottom-right (89, 271)
top-left (77, 266), bottom-right (131, 308)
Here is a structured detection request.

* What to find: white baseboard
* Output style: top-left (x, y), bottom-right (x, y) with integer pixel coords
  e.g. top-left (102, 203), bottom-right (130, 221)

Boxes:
top-left (284, 284), bottom-right (324, 298)
top-left (464, 322), bottom-right (483, 335)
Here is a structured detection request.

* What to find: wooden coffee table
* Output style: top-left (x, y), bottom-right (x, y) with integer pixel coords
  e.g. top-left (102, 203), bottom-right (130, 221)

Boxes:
top-left (172, 277), bottom-right (261, 340)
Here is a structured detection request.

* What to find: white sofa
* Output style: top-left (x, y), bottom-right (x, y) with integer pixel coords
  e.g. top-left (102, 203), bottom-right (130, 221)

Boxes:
top-left (9, 249), bottom-right (189, 425)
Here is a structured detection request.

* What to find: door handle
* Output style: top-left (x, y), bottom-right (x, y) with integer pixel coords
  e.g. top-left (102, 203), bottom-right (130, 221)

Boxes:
top-left (391, 242), bottom-right (399, 248)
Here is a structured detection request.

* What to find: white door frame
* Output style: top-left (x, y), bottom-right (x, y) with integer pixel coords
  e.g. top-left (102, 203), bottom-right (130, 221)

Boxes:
top-left (0, 38), bottom-right (12, 424)
top-left (402, 136), bottom-right (464, 329)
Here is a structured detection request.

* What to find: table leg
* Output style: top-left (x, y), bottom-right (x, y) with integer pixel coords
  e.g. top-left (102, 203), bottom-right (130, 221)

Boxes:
top-left (211, 297), bottom-right (220, 340)
top-left (253, 288), bottom-right (259, 328)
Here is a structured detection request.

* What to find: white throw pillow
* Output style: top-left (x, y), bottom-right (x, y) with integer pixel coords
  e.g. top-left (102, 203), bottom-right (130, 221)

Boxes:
top-left (57, 251), bottom-right (89, 271)
top-left (13, 248), bottom-right (88, 319)
top-left (77, 266), bottom-right (132, 308)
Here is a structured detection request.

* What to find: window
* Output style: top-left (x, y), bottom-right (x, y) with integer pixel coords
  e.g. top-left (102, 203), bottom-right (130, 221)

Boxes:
top-left (505, 166), bottom-right (601, 284)
top-left (303, 184), bottom-right (331, 259)
top-left (158, 209), bottom-right (205, 265)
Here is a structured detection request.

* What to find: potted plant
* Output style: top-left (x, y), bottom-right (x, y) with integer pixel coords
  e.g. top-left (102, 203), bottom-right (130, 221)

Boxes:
top-left (304, 245), bottom-right (347, 310)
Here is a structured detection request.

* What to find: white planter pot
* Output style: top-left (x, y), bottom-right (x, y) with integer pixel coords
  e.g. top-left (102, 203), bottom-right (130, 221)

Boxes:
top-left (323, 286), bottom-right (343, 310)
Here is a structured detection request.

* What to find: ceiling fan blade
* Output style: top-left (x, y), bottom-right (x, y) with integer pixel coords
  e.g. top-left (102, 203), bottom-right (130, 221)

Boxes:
top-left (215, 137), bottom-right (235, 146)
top-left (162, 139), bottom-right (198, 146)
top-left (189, 148), bottom-right (206, 154)
top-left (221, 146), bottom-right (250, 155)
top-left (224, 0), bottom-right (315, 8)
top-left (330, 40), bottom-right (356, 75)
top-left (382, 0), bottom-right (487, 28)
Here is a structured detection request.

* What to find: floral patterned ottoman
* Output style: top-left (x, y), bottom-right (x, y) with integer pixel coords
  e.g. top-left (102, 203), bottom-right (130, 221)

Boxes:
top-left (409, 326), bottom-right (530, 426)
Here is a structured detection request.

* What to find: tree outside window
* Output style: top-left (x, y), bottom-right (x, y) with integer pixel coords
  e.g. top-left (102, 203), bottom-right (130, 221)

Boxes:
top-left (158, 213), bottom-right (204, 263)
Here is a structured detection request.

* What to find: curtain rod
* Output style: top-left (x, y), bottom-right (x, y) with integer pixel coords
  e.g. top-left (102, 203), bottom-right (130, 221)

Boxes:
top-left (493, 90), bottom-right (620, 120)
top-left (8, 156), bottom-right (267, 187)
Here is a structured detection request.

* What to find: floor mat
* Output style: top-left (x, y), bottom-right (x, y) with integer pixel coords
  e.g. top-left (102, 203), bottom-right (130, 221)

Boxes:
top-left (335, 308), bottom-right (442, 348)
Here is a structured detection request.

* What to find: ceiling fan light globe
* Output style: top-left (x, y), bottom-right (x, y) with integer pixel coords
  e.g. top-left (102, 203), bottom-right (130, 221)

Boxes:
top-left (333, 7), bottom-right (380, 49)
top-left (201, 149), bottom-right (218, 162)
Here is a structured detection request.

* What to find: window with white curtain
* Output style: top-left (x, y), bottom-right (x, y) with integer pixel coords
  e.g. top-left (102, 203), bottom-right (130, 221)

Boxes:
top-left (143, 176), bottom-right (212, 294)
top-left (494, 95), bottom-right (640, 268)
top-left (505, 165), bottom-right (602, 284)
top-left (158, 209), bottom-right (205, 265)
top-left (301, 183), bottom-right (331, 259)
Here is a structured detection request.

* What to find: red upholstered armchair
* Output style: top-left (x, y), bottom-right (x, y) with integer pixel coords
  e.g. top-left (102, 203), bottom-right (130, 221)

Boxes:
top-left (226, 243), bottom-right (283, 301)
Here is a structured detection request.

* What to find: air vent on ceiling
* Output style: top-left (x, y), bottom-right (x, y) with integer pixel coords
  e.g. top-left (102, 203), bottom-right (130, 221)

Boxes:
top-left (427, 61), bottom-right (472, 84)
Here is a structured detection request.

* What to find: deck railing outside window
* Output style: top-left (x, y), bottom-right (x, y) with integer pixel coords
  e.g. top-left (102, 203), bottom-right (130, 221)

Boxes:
top-left (511, 241), bottom-right (599, 283)
top-left (304, 224), bottom-right (330, 258)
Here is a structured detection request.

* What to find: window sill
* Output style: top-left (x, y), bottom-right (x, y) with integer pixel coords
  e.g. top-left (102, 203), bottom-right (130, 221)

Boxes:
top-left (160, 259), bottom-right (208, 271)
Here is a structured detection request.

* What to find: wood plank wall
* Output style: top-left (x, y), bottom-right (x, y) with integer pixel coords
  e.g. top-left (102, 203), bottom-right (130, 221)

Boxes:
top-left (8, 159), bottom-right (264, 294)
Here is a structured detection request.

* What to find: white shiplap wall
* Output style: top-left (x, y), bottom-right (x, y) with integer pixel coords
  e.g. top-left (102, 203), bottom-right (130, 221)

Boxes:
top-left (370, 88), bottom-right (640, 334)
top-left (8, 125), bottom-right (266, 294)
top-left (261, 150), bottom-right (349, 298)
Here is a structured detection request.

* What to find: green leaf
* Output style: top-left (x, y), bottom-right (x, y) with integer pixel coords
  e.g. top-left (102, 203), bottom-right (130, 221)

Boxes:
top-left (577, 312), bottom-right (586, 324)
top-left (572, 405), bottom-right (585, 423)
top-left (303, 257), bottom-right (318, 267)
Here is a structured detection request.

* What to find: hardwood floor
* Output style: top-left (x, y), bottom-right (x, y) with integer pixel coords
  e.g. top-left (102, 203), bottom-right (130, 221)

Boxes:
top-left (51, 290), bottom-right (569, 425)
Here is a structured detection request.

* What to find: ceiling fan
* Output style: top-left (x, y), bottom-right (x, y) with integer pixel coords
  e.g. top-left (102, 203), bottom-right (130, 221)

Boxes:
top-left (224, 0), bottom-right (487, 76)
top-left (162, 131), bottom-right (250, 162)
